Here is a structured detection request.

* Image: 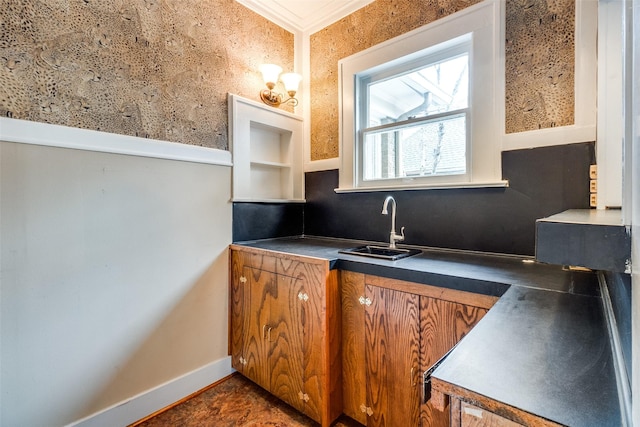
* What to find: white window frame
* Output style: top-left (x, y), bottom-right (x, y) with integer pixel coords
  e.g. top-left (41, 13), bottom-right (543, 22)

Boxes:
top-left (357, 38), bottom-right (472, 186)
top-left (337, 0), bottom-right (505, 192)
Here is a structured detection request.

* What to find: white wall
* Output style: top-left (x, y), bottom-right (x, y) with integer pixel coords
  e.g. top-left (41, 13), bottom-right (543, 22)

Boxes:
top-left (0, 122), bottom-right (233, 426)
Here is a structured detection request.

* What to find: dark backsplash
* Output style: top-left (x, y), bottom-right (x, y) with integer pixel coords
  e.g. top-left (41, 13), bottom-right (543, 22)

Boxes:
top-left (233, 142), bottom-right (594, 256)
top-left (232, 202), bottom-right (304, 242)
top-left (304, 142), bottom-right (594, 256)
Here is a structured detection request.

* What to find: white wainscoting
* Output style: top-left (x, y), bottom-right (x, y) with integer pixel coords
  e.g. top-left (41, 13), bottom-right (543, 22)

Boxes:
top-left (1, 121), bottom-right (233, 426)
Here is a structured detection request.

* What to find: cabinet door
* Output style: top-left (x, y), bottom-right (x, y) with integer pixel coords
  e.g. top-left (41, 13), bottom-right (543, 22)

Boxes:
top-left (420, 298), bottom-right (489, 427)
top-left (341, 271), bottom-right (367, 425)
top-left (269, 274), bottom-right (306, 413)
top-left (230, 250), bottom-right (247, 373)
top-left (366, 285), bottom-right (421, 427)
top-left (230, 248), bottom-right (339, 427)
top-left (242, 266), bottom-right (274, 390)
top-left (275, 259), bottom-right (327, 422)
top-left (460, 401), bottom-right (524, 427)
top-left (230, 249), bottom-right (275, 391)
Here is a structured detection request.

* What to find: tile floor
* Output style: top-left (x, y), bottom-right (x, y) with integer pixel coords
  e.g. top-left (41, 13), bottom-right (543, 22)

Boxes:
top-left (135, 374), bottom-right (363, 427)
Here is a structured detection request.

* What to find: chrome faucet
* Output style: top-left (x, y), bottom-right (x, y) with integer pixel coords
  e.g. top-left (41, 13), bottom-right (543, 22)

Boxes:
top-left (381, 195), bottom-right (405, 249)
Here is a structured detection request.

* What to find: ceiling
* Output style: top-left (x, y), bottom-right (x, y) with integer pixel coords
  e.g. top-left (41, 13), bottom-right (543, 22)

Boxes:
top-left (235, 0), bottom-right (375, 34)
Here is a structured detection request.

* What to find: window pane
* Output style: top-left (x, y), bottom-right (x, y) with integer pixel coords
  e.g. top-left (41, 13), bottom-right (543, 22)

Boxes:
top-left (363, 113), bottom-right (466, 181)
top-left (368, 54), bottom-right (468, 127)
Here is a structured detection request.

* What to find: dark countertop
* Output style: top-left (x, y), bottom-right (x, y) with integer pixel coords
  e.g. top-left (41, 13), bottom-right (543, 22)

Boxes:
top-left (432, 285), bottom-right (620, 426)
top-left (232, 236), bottom-right (620, 426)
top-left (235, 236), bottom-right (600, 297)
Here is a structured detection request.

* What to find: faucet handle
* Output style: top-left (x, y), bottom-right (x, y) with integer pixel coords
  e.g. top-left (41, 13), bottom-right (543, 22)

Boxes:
top-left (398, 226), bottom-right (405, 242)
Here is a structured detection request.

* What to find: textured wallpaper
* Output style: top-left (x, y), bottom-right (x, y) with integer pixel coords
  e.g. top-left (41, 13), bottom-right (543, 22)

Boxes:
top-left (505, 0), bottom-right (575, 133)
top-left (0, 0), bottom-right (293, 150)
top-left (309, 0), bottom-right (576, 160)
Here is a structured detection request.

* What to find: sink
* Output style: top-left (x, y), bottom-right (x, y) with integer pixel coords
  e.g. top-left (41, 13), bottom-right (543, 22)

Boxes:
top-left (339, 245), bottom-right (421, 261)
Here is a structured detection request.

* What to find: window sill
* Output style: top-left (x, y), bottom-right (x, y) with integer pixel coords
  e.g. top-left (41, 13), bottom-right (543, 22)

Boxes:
top-left (334, 180), bottom-right (509, 193)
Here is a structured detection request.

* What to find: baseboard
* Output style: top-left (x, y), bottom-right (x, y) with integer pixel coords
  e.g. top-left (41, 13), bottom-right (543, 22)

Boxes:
top-left (66, 356), bottom-right (234, 427)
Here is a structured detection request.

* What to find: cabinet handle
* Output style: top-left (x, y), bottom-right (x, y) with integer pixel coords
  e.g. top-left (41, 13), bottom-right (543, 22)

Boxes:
top-left (263, 324), bottom-right (272, 341)
top-left (238, 356), bottom-right (247, 366)
top-left (411, 367), bottom-right (418, 387)
top-left (358, 296), bottom-right (372, 306)
top-left (239, 276), bottom-right (247, 284)
top-left (298, 291), bottom-right (309, 302)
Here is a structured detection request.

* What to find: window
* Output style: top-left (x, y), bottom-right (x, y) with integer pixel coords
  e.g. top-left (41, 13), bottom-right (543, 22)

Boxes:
top-left (359, 41), bottom-right (470, 184)
top-left (338, 1), bottom-right (505, 191)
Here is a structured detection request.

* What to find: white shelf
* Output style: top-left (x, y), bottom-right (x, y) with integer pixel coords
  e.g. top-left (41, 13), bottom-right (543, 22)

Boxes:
top-left (229, 94), bottom-right (304, 201)
top-left (250, 160), bottom-right (292, 169)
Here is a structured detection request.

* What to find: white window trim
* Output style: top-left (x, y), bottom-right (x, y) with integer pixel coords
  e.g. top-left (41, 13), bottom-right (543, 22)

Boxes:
top-left (338, 0), bottom-right (505, 192)
top-left (357, 39), bottom-right (471, 187)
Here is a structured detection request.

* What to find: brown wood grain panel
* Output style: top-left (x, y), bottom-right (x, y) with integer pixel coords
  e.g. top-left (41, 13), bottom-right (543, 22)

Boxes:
top-left (420, 297), bottom-right (489, 427)
top-left (366, 275), bottom-right (498, 310)
top-left (450, 397), bottom-right (461, 427)
top-left (431, 379), bottom-right (563, 427)
top-left (276, 257), bottom-right (329, 422)
top-left (366, 285), bottom-right (421, 427)
top-left (229, 250), bottom-right (246, 371)
top-left (269, 274), bottom-right (306, 413)
top-left (242, 266), bottom-right (273, 391)
top-left (228, 246), bottom-right (345, 426)
top-left (229, 244), bottom-right (328, 267)
top-left (341, 271), bottom-right (367, 425)
top-left (461, 402), bottom-right (524, 427)
top-left (298, 262), bottom-right (325, 423)
top-left (325, 269), bottom-right (343, 424)
top-left (249, 252), bottom-right (277, 273)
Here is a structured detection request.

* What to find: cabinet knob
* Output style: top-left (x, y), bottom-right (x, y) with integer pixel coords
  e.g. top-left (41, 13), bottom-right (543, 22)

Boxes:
top-left (298, 391), bottom-right (310, 402)
top-left (360, 404), bottom-right (373, 416)
top-left (298, 291), bottom-right (309, 302)
top-left (238, 356), bottom-right (247, 366)
top-left (358, 296), bottom-right (372, 306)
top-left (239, 276), bottom-right (247, 284)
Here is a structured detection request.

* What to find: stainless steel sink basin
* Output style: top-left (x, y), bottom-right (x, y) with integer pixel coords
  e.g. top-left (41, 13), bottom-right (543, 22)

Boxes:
top-left (339, 245), bottom-right (421, 261)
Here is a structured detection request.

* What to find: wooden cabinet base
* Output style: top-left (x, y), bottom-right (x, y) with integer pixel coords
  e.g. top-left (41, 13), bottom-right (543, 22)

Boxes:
top-left (432, 379), bottom-right (563, 427)
top-left (229, 245), bottom-right (341, 427)
top-left (341, 272), bottom-right (495, 426)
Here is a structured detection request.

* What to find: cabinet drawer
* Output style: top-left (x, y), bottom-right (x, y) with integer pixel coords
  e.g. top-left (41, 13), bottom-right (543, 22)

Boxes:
top-left (461, 402), bottom-right (524, 427)
top-left (247, 251), bottom-right (277, 273)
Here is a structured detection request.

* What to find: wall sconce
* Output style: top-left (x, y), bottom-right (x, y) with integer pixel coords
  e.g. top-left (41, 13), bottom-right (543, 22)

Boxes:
top-left (259, 64), bottom-right (302, 108)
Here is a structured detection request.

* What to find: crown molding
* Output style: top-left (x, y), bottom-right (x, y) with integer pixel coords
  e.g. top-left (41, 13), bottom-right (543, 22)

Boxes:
top-left (235, 0), bottom-right (374, 34)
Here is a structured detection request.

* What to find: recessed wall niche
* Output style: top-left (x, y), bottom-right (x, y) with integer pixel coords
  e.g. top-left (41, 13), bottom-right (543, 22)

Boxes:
top-left (229, 94), bottom-right (304, 202)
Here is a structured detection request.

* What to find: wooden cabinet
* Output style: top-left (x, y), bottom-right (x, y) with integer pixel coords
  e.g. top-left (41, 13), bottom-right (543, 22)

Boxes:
top-left (430, 386), bottom-right (562, 427)
top-left (341, 271), bottom-right (497, 427)
top-left (229, 245), bottom-right (341, 426)
top-left (366, 284), bottom-right (422, 426)
top-left (458, 401), bottom-right (524, 427)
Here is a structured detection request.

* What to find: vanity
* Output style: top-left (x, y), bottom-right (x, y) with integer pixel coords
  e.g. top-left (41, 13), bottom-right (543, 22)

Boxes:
top-left (228, 236), bottom-right (622, 427)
